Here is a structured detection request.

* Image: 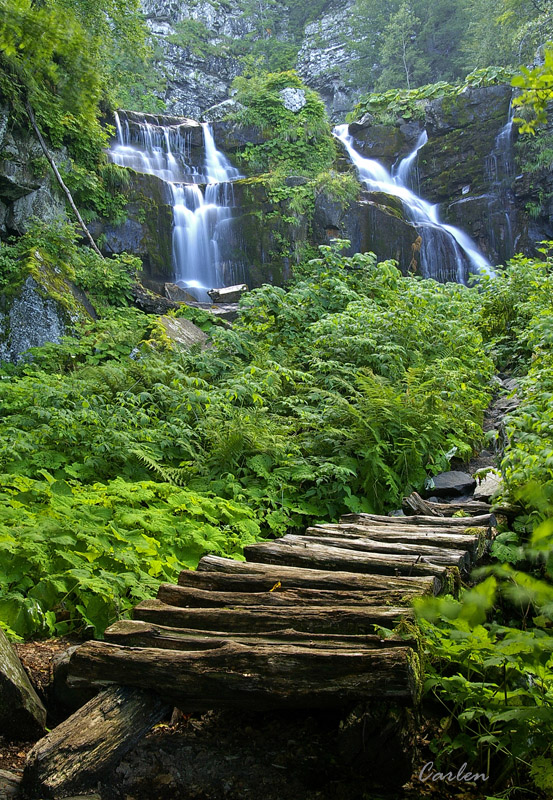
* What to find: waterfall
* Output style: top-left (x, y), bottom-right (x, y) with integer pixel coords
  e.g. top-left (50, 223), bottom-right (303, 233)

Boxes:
top-left (109, 112), bottom-right (242, 300)
top-left (485, 104), bottom-right (516, 262)
top-left (334, 125), bottom-right (493, 282)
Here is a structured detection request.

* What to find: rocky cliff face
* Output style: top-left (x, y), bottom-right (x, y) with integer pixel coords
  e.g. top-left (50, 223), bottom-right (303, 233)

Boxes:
top-left (141, 0), bottom-right (364, 122)
top-left (0, 105), bottom-right (66, 236)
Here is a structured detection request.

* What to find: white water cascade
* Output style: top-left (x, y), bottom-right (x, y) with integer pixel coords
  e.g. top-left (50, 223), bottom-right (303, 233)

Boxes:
top-left (109, 113), bottom-right (243, 300)
top-left (334, 124), bottom-right (493, 282)
top-left (485, 104), bottom-right (516, 262)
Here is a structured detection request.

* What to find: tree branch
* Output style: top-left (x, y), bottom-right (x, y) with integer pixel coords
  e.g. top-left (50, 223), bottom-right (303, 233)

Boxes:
top-left (24, 101), bottom-right (104, 259)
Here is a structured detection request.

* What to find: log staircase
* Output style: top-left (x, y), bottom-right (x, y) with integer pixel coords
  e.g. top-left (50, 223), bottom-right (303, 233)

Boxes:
top-left (22, 493), bottom-right (498, 797)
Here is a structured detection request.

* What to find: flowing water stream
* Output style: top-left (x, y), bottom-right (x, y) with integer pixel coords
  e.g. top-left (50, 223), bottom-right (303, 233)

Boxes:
top-left (110, 113), bottom-right (242, 300)
top-left (334, 124), bottom-right (493, 282)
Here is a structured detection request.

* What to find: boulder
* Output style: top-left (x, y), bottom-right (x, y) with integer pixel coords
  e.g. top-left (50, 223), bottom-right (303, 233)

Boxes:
top-left (473, 472), bottom-right (503, 501)
top-left (426, 471), bottom-right (477, 498)
top-left (0, 627), bottom-right (47, 740)
top-left (207, 284), bottom-right (248, 304)
top-left (131, 283), bottom-right (178, 315)
top-left (208, 303), bottom-right (239, 323)
top-left (158, 316), bottom-right (209, 350)
top-left (279, 88), bottom-right (307, 113)
top-left (164, 283), bottom-right (198, 304)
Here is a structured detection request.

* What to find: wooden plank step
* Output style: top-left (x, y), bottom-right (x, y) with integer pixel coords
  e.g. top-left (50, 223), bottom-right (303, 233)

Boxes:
top-left (133, 599), bottom-right (413, 634)
top-left (402, 491), bottom-right (491, 517)
top-left (69, 640), bottom-right (422, 710)
top-left (157, 583), bottom-right (418, 609)
top-left (282, 534), bottom-right (470, 569)
top-left (104, 620), bottom-right (419, 652)
top-left (193, 556), bottom-right (442, 594)
top-left (340, 512), bottom-right (494, 528)
top-left (304, 525), bottom-right (489, 559)
top-left (243, 540), bottom-right (451, 579)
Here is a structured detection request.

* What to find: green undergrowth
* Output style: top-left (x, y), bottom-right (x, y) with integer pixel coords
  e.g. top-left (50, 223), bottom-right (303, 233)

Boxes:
top-left (0, 237), bottom-right (497, 638)
top-left (417, 244), bottom-right (553, 798)
top-left (349, 67), bottom-right (515, 124)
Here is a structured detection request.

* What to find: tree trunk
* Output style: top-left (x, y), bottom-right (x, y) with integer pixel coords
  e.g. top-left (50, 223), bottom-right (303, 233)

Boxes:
top-left (304, 525), bottom-right (489, 559)
top-left (243, 539), bottom-right (450, 580)
top-left (157, 582), bottom-right (419, 609)
top-left (340, 512), bottom-right (495, 528)
top-left (24, 101), bottom-right (104, 258)
top-left (104, 619), bottom-right (419, 652)
top-left (281, 534), bottom-right (471, 569)
top-left (22, 686), bottom-right (169, 799)
top-left (402, 492), bottom-right (491, 517)
top-left (192, 555), bottom-right (441, 594)
top-left (69, 640), bottom-right (422, 710)
top-left (132, 598), bottom-right (413, 634)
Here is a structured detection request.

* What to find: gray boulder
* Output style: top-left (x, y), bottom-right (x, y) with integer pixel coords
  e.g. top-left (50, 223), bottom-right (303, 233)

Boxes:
top-left (279, 88), bottom-right (307, 113)
top-left (473, 471), bottom-right (503, 501)
top-left (0, 627), bottom-right (47, 740)
top-left (164, 283), bottom-right (198, 304)
top-left (427, 471), bottom-right (477, 498)
top-left (158, 316), bottom-right (209, 350)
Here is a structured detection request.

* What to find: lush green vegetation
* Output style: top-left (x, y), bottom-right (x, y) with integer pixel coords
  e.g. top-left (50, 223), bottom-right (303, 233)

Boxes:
top-left (1, 232), bottom-right (496, 638)
top-left (349, 67), bottom-right (515, 124)
top-left (347, 0), bottom-right (552, 92)
top-left (417, 246), bottom-right (553, 797)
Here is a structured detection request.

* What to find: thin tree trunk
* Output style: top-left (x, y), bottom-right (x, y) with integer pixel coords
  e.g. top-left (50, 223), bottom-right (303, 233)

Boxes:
top-left (24, 101), bottom-right (104, 258)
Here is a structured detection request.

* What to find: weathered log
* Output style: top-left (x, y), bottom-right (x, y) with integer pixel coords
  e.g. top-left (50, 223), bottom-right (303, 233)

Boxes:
top-left (22, 686), bottom-right (170, 799)
top-left (342, 511), bottom-right (495, 527)
top-left (340, 512), bottom-right (495, 528)
top-left (133, 598), bottom-right (413, 634)
top-left (0, 626), bottom-right (46, 740)
top-left (193, 555), bottom-right (441, 594)
top-left (283, 534), bottom-right (470, 569)
top-left (69, 640), bottom-right (422, 709)
top-left (402, 492), bottom-right (491, 517)
top-left (243, 539), bottom-right (450, 579)
top-left (304, 525), bottom-right (489, 559)
top-left (104, 619), bottom-right (419, 652)
top-left (157, 582), bottom-right (419, 609)
top-left (401, 492), bottom-right (445, 516)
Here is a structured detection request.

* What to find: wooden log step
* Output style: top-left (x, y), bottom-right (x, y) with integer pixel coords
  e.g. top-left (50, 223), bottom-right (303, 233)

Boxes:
top-left (133, 599), bottom-right (413, 634)
top-left (22, 687), bottom-right (170, 799)
top-left (341, 512), bottom-right (494, 528)
top-left (402, 491), bottom-right (491, 517)
top-left (157, 583), bottom-right (419, 609)
top-left (304, 525), bottom-right (489, 558)
top-left (69, 640), bottom-right (422, 710)
top-left (283, 534), bottom-right (470, 569)
top-left (243, 540), bottom-right (450, 579)
top-left (104, 619), bottom-right (419, 652)
top-left (193, 555), bottom-right (441, 594)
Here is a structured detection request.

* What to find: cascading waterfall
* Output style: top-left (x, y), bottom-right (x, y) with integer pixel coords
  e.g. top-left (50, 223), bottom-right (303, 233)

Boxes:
top-left (485, 104), bottom-right (516, 262)
top-left (109, 112), bottom-right (242, 300)
top-left (334, 124), bottom-right (493, 282)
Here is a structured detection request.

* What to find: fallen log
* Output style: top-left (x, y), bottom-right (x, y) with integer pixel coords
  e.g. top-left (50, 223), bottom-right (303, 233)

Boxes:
top-left (0, 626), bottom-right (47, 740)
top-left (283, 534), bottom-right (470, 569)
top-left (22, 686), bottom-right (170, 799)
top-left (340, 512), bottom-right (495, 528)
top-left (243, 540), bottom-right (450, 580)
top-left (133, 598), bottom-right (413, 634)
top-left (69, 640), bottom-right (422, 709)
top-left (193, 555), bottom-right (441, 594)
top-left (402, 492), bottom-right (491, 517)
top-left (304, 525), bottom-right (489, 559)
top-left (158, 583), bottom-right (419, 609)
top-left (104, 619), bottom-right (419, 652)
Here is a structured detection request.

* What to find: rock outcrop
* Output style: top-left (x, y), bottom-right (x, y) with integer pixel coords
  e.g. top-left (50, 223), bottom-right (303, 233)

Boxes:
top-left (0, 253), bottom-right (95, 364)
top-left (0, 103), bottom-right (66, 235)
